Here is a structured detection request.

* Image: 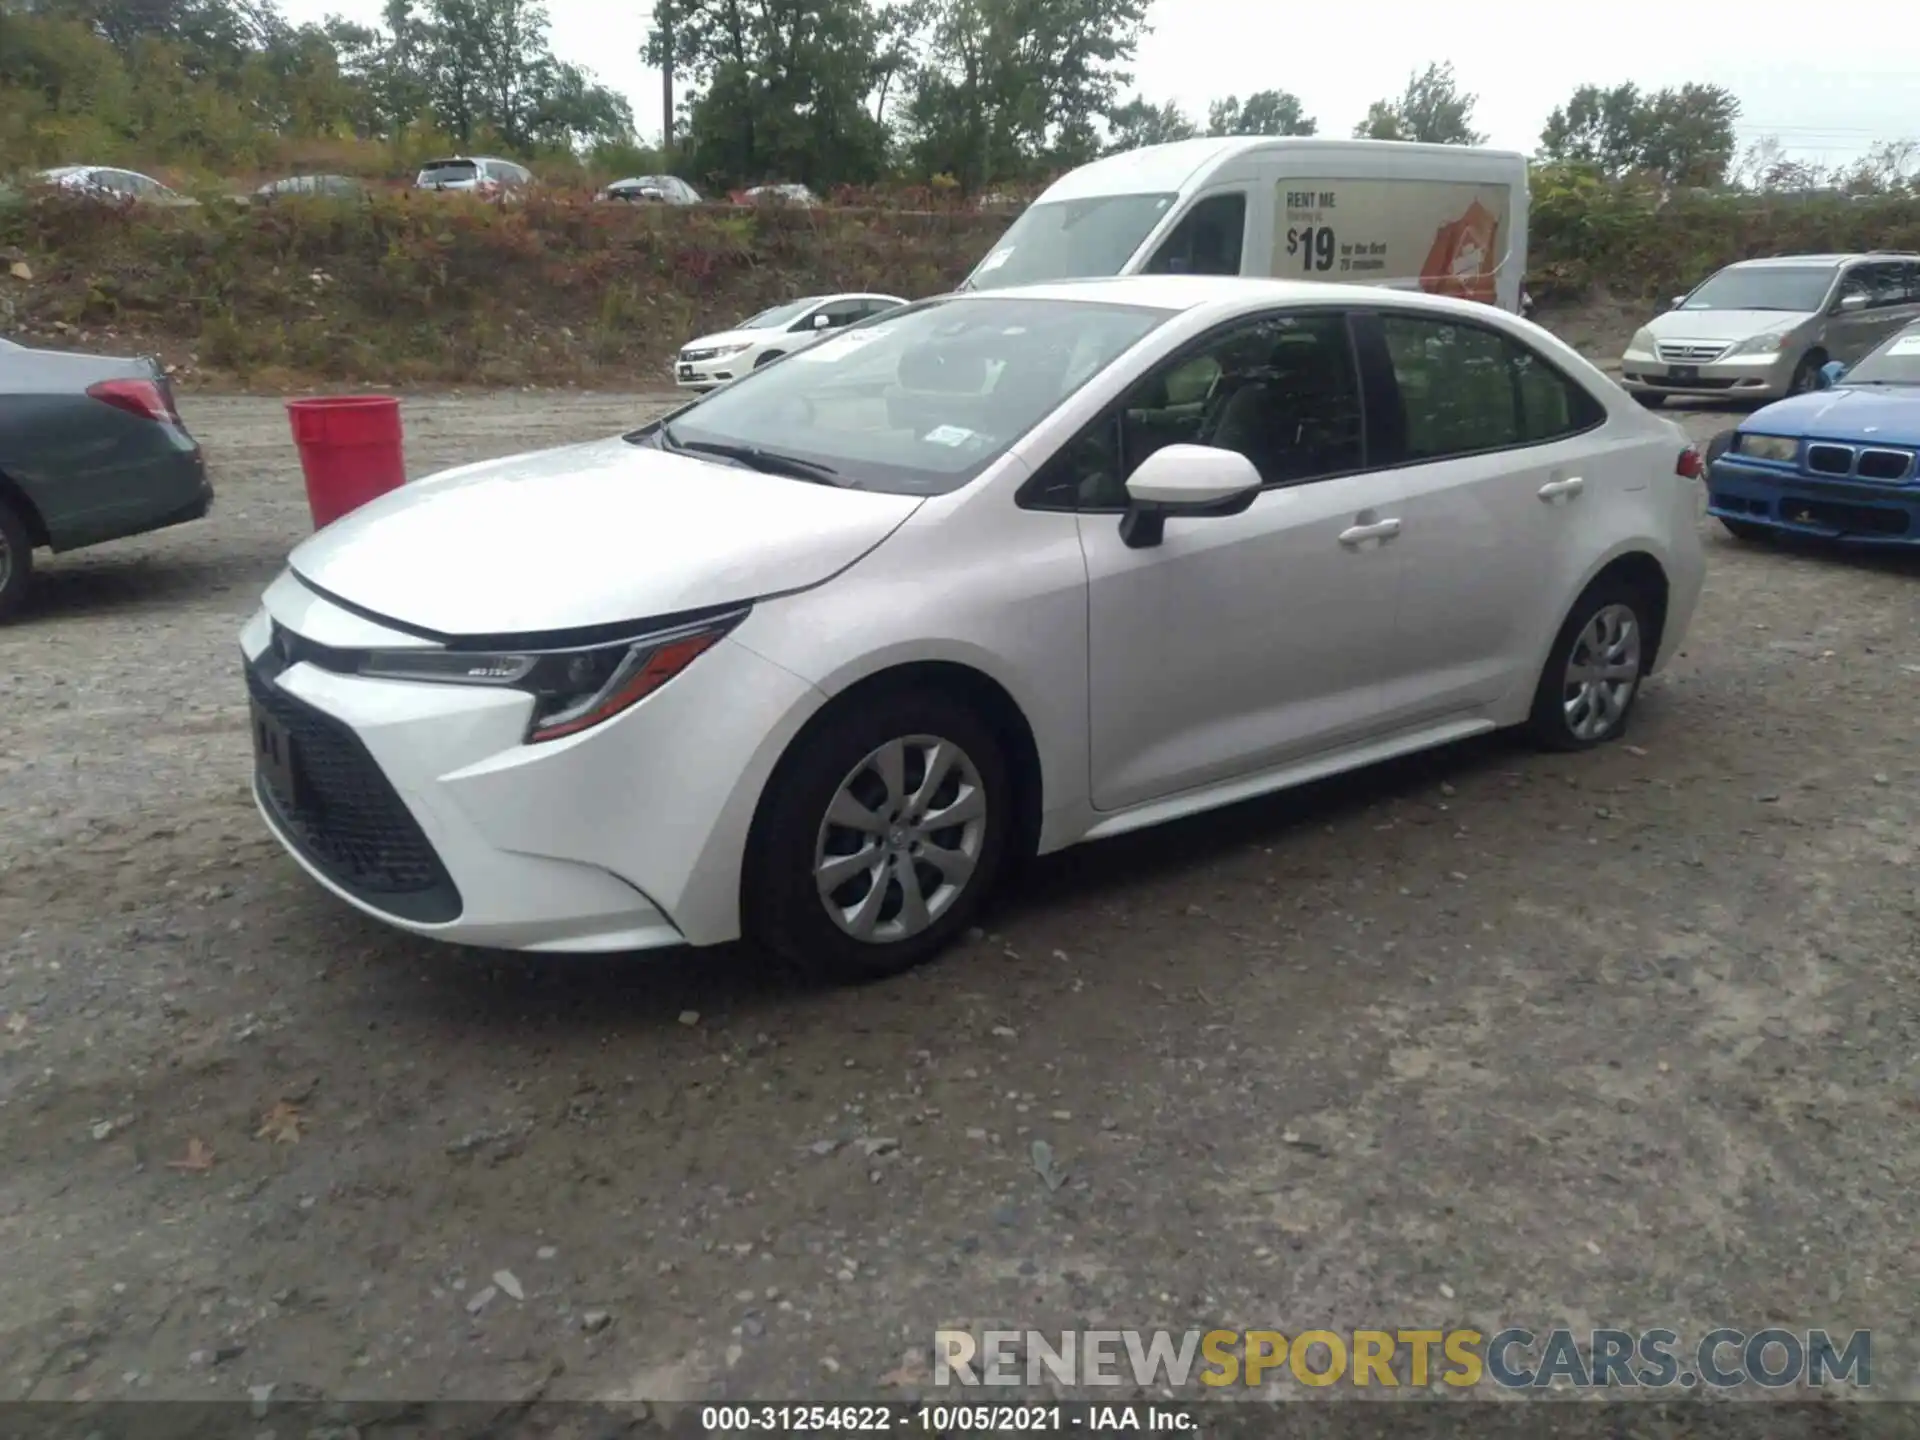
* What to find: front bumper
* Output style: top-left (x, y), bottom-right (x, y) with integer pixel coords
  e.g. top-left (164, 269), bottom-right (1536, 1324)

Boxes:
top-left (239, 578), bottom-right (826, 952)
top-left (673, 351), bottom-right (749, 389)
top-left (1620, 348), bottom-right (1793, 402)
top-left (1708, 456), bottom-right (1920, 543)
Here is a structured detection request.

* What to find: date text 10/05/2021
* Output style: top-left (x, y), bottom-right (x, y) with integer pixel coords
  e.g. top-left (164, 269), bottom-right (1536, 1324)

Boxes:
top-left (699, 1405), bottom-right (1193, 1431)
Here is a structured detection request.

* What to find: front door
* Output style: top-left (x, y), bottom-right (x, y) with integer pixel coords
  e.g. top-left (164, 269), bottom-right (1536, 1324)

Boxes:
top-left (1064, 309), bottom-right (1406, 812)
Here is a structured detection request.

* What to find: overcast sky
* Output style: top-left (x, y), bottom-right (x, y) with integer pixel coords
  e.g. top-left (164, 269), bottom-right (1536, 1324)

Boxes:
top-left (297, 0), bottom-right (1917, 168)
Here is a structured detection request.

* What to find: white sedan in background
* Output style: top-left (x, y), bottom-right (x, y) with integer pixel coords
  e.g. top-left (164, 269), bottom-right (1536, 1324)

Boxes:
top-left (674, 293), bottom-right (907, 390)
top-left (241, 277), bottom-right (1705, 983)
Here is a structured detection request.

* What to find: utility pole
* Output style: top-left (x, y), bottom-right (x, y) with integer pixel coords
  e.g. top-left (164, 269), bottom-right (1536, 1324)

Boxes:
top-left (658, 0), bottom-right (675, 155)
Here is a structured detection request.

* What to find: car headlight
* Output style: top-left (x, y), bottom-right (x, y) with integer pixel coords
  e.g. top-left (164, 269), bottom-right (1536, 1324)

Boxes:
top-left (708, 344), bottom-right (751, 358)
top-left (357, 609), bottom-right (746, 743)
top-left (1733, 433), bottom-right (1798, 462)
top-left (1627, 328), bottom-right (1658, 354)
top-left (1726, 330), bottom-right (1791, 358)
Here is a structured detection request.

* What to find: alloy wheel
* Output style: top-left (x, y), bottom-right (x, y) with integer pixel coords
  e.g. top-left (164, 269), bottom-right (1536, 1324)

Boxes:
top-left (814, 734), bottom-right (987, 943)
top-left (1562, 603), bottom-right (1642, 742)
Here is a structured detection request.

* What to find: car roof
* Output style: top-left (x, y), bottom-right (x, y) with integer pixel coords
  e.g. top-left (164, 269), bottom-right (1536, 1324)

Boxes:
top-left (952, 274), bottom-right (1506, 317)
top-left (1724, 254), bottom-right (1880, 268)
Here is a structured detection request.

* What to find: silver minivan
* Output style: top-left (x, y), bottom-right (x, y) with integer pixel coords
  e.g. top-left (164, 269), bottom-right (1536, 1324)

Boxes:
top-left (1620, 252), bottom-right (1920, 406)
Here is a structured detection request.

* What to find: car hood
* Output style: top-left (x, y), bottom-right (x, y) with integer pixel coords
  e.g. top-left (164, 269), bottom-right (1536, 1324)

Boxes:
top-left (286, 437), bottom-right (923, 637)
top-left (1647, 308), bottom-right (1813, 342)
top-left (1742, 386), bottom-right (1920, 444)
top-left (683, 328), bottom-right (765, 351)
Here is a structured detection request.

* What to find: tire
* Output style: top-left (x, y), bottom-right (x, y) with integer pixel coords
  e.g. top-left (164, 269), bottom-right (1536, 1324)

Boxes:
top-left (753, 350), bottom-right (784, 369)
top-left (1526, 576), bottom-right (1653, 753)
top-left (1787, 352), bottom-right (1823, 396)
top-left (744, 688), bottom-right (1012, 984)
top-left (1633, 392), bottom-right (1665, 409)
top-left (1720, 518), bottom-right (1772, 543)
top-left (0, 495), bottom-right (34, 623)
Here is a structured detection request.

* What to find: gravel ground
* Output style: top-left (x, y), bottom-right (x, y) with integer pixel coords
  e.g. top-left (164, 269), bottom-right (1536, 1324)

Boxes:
top-left (2, 386), bottom-right (1918, 1409)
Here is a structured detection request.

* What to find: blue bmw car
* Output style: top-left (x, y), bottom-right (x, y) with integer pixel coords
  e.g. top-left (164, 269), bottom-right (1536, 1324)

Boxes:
top-left (1706, 318), bottom-right (1920, 545)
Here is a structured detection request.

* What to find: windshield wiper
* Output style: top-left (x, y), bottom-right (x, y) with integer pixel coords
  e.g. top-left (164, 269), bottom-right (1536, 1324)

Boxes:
top-left (659, 426), bottom-right (844, 484)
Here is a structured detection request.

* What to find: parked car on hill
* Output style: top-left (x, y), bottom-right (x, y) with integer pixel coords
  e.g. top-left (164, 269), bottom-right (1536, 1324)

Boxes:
top-left (738, 183), bottom-right (819, 206)
top-left (0, 338), bottom-right (211, 620)
top-left (1619, 252), bottom-right (1920, 407)
top-left (1703, 317), bottom-right (1920, 544)
top-left (413, 157), bottom-right (533, 199)
top-left (601, 175), bottom-right (701, 204)
top-left (35, 166), bottom-right (197, 207)
top-left (254, 174), bottom-right (364, 202)
top-left (673, 292), bottom-right (907, 390)
top-left (239, 276), bottom-right (1704, 981)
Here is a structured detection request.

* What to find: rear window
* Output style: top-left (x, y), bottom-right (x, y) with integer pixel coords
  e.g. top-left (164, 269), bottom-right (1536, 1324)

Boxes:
top-left (418, 160), bottom-right (478, 185)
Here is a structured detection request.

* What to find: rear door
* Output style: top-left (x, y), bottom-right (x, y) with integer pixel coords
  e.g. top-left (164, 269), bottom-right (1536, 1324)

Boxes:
top-left (1355, 308), bottom-right (1612, 727)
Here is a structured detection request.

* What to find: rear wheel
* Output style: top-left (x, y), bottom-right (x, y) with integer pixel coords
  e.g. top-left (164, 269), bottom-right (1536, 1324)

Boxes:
top-left (744, 689), bottom-right (1011, 984)
top-left (1526, 577), bottom-right (1652, 753)
top-left (0, 496), bottom-right (34, 622)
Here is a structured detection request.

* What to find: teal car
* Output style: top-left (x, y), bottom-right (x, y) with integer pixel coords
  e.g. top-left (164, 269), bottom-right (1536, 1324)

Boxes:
top-left (0, 338), bottom-right (212, 619)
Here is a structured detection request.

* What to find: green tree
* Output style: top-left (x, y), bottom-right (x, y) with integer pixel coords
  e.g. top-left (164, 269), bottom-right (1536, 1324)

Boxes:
top-left (1207, 88), bottom-right (1314, 137)
top-left (1352, 61), bottom-right (1484, 145)
top-left (647, 0), bottom-right (888, 188)
top-left (1541, 80), bottom-right (1738, 188)
top-left (898, 0), bottom-right (1151, 189)
top-left (1104, 94), bottom-right (1194, 152)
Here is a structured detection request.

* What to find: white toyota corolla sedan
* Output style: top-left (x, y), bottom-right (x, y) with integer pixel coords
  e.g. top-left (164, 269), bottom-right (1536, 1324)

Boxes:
top-left (241, 277), bottom-right (1707, 982)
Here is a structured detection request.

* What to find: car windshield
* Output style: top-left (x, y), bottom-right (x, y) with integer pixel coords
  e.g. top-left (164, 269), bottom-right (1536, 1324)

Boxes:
top-left (1844, 326), bottom-right (1920, 386)
top-left (652, 296), bottom-right (1172, 495)
top-left (964, 192), bottom-right (1178, 290)
top-left (418, 160), bottom-right (477, 184)
top-left (1680, 265), bottom-right (1836, 313)
top-left (740, 298), bottom-right (820, 329)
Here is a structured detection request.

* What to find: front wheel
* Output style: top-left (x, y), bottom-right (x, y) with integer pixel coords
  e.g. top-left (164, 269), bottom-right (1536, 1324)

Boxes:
top-left (752, 350), bottom-right (784, 369)
top-left (1526, 579), bottom-right (1652, 752)
top-left (1787, 353), bottom-right (1823, 396)
top-left (0, 496), bottom-right (34, 623)
top-left (744, 689), bottom-right (1012, 983)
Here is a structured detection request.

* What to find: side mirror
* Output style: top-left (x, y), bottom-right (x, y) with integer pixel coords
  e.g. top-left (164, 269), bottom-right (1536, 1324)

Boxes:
top-left (812, 312), bottom-right (833, 329)
top-left (1820, 360), bottom-right (1848, 388)
top-left (1669, 294), bottom-right (1687, 309)
top-left (1118, 444), bottom-right (1262, 549)
top-left (1836, 293), bottom-right (1869, 314)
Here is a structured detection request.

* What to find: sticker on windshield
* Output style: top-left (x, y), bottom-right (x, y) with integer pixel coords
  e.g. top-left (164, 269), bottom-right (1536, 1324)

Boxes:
top-left (976, 248), bottom-right (1013, 274)
top-left (1889, 335), bottom-right (1920, 356)
top-left (922, 424), bottom-right (976, 447)
top-left (795, 327), bottom-right (890, 362)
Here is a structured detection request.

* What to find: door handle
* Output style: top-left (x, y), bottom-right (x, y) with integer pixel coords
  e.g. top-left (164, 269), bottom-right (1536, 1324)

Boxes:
top-left (1338, 517), bottom-right (1401, 547)
top-left (1538, 476), bottom-right (1585, 502)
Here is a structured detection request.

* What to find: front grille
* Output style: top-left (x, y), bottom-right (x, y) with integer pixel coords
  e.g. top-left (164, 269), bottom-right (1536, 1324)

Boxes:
top-left (1807, 443), bottom-right (1854, 476)
top-left (1657, 342), bottom-right (1729, 364)
top-left (1857, 448), bottom-right (1915, 482)
top-left (245, 656), bottom-right (462, 924)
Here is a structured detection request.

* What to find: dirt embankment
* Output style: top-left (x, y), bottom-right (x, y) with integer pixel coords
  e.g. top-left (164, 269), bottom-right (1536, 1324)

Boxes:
top-left (2, 183), bottom-right (1916, 389)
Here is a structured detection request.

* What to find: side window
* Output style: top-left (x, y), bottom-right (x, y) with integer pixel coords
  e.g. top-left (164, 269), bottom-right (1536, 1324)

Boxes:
top-left (1867, 263), bottom-right (1908, 308)
top-left (1142, 194), bottom-right (1247, 277)
top-left (1379, 314), bottom-right (1601, 460)
top-left (814, 300), bottom-right (866, 328)
top-left (1837, 266), bottom-right (1872, 303)
top-left (1039, 311), bottom-right (1362, 510)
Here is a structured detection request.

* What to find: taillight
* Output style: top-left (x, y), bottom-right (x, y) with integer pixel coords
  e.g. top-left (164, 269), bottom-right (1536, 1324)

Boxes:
top-left (1676, 446), bottom-right (1704, 480)
top-left (87, 378), bottom-right (179, 424)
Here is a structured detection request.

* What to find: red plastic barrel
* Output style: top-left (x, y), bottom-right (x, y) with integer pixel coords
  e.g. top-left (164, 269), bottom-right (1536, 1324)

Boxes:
top-left (285, 396), bottom-right (407, 530)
